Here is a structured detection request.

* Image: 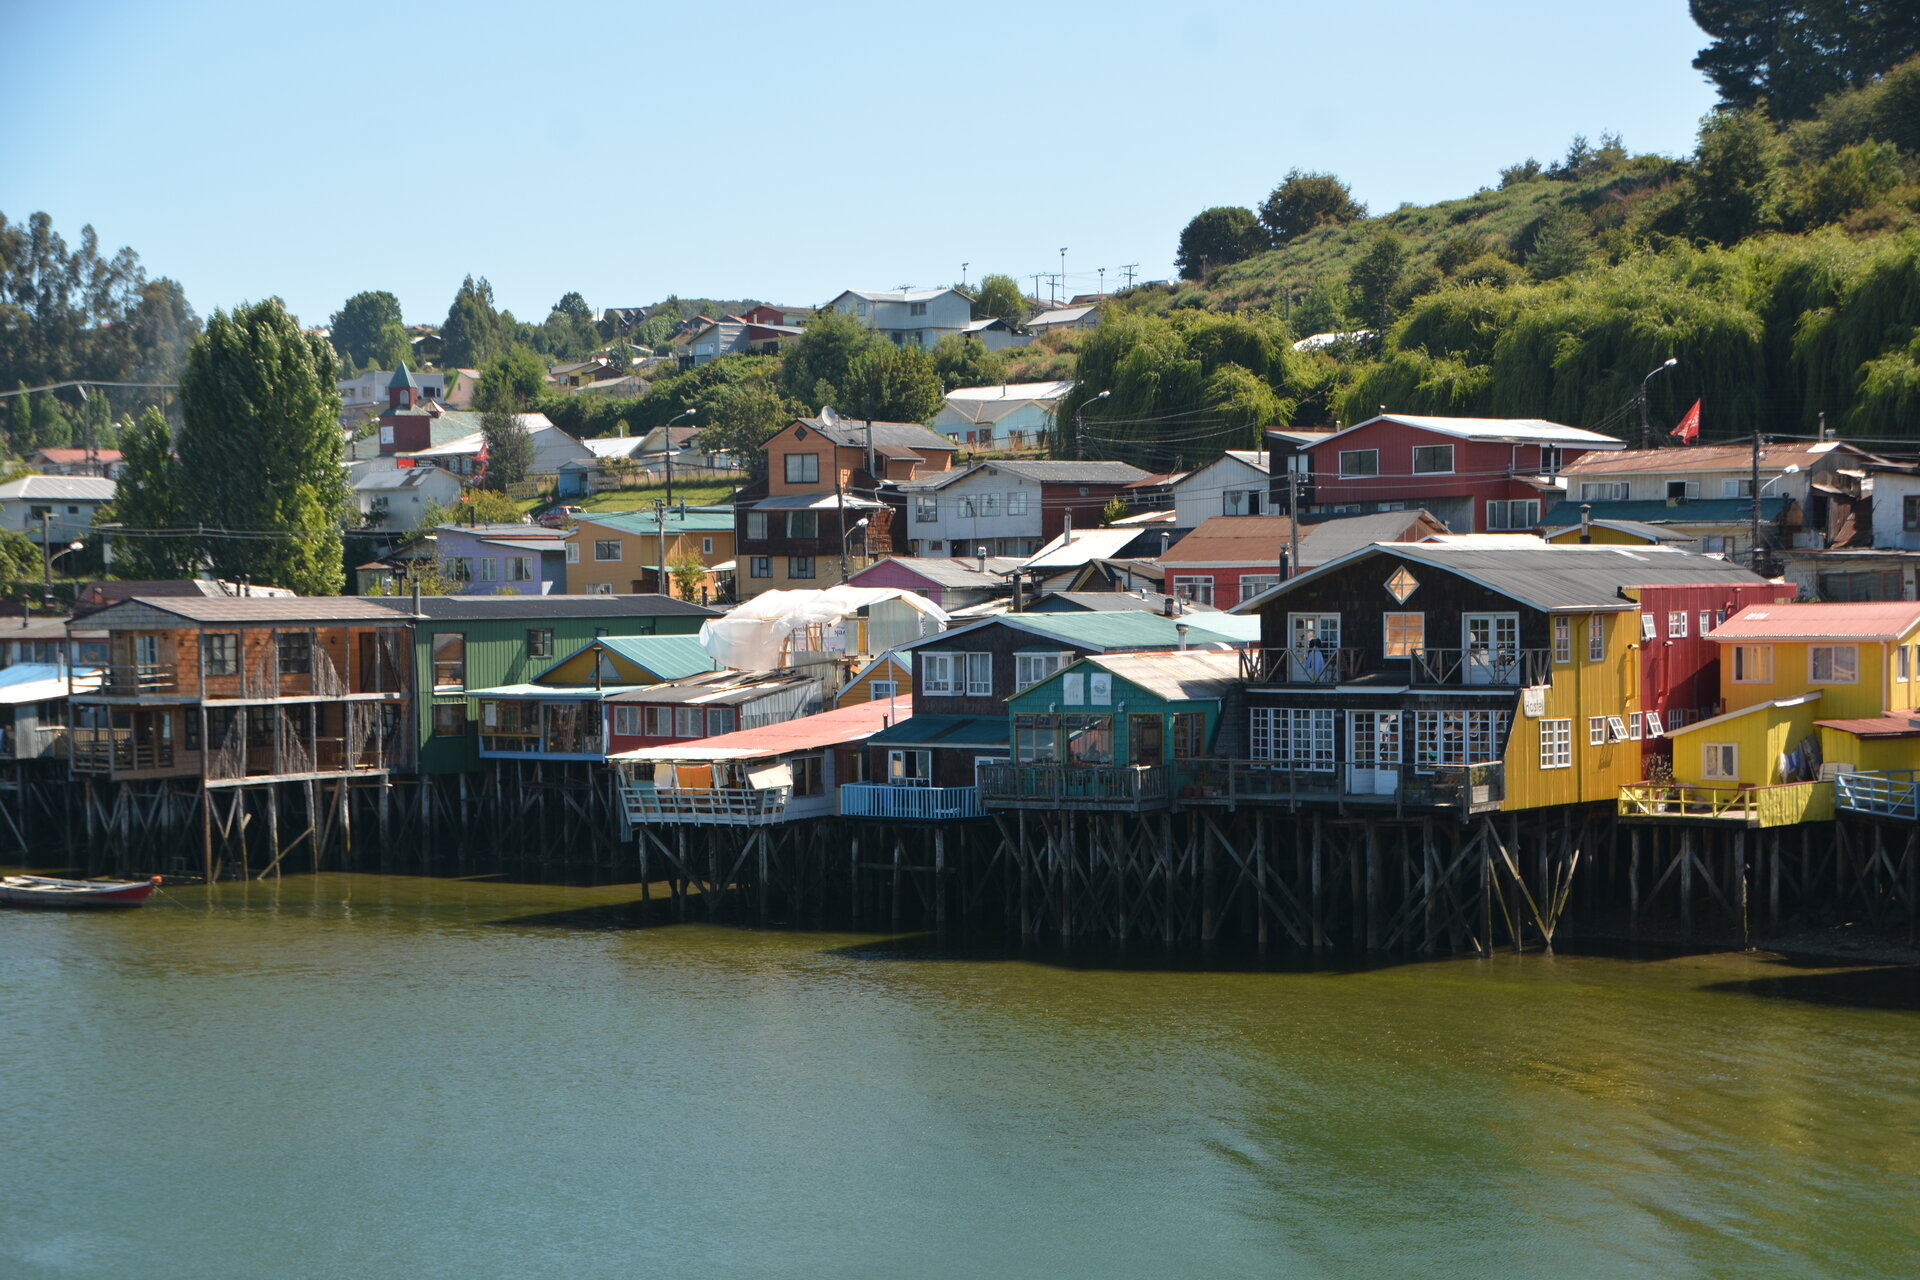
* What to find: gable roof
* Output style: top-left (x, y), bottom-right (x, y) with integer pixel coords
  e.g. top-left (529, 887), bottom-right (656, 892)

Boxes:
top-left (854, 556), bottom-right (1022, 588)
top-left (88, 596), bottom-right (408, 626)
top-left (787, 417), bottom-right (957, 452)
top-left (542, 635), bottom-right (719, 683)
top-left (1314, 414), bottom-right (1624, 450)
top-left (1232, 543), bottom-right (1770, 615)
top-left (1018, 527), bottom-right (1148, 572)
top-left (1558, 442), bottom-right (1865, 476)
top-left (1162, 510), bottom-right (1445, 569)
top-left (32, 448), bottom-right (123, 464)
top-left (1709, 601), bottom-right (1920, 642)
top-left (406, 594), bottom-right (719, 621)
top-left (910, 459), bottom-right (1148, 491)
top-left (0, 475), bottom-right (116, 501)
top-left (1541, 518), bottom-right (1692, 543)
top-left (1074, 649), bottom-right (1244, 702)
top-left (834, 287), bottom-right (959, 304)
top-left (576, 509), bottom-right (736, 537)
top-left (1026, 305), bottom-right (1098, 327)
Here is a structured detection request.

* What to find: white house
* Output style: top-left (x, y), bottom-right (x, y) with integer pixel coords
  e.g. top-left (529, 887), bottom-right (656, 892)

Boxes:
top-left (397, 413), bottom-right (593, 480)
top-left (899, 460), bottom-right (1146, 559)
top-left (1024, 304), bottom-right (1100, 334)
top-left (1170, 451), bottom-right (1271, 531)
top-left (349, 463), bottom-right (467, 532)
top-left (828, 288), bottom-right (972, 348)
top-left (0, 475), bottom-right (115, 544)
top-left (932, 381), bottom-right (1074, 452)
top-left (339, 368), bottom-right (448, 410)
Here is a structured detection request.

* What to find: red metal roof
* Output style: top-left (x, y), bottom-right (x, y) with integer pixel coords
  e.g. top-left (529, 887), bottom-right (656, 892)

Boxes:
top-left (1710, 601), bottom-right (1920, 641)
top-left (34, 447), bottom-right (123, 463)
top-left (668, 696), bottom-right (911, 755)
top-left (1815, 716), bottom-right (1920, 738)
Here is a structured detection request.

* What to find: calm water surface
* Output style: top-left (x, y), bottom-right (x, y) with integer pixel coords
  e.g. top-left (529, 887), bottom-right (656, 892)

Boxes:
top-left (1, 871), bottom-right (1916, 1280)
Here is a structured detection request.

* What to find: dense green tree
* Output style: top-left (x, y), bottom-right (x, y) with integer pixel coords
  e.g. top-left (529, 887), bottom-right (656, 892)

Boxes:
top-left (1175, 206), bottom-right (1267, 279)
top-left (177, 299), bottom-right (348, 594)
top-left (1690, 0), bottom-right (1920, 120)
top-left (1526, 209), bottom-right (1597, 280)
top-left (109, 406), bottom-right (194, 577)
top-left (1291, 277), bottom-right (1352, 337)
top-left (0, 527), bottom-right (35, 582)
top-left (692, 380), bottom-right (797, 482)
top-left (1684, 107), bottom-right (1781, 245)
top-left (1786, 139), bottom-right (1907, 227)
top-left (440, 275), bottom-right (503, 368)
top-left (775, 308), bottom-right (879, 409)
top-left (968, 274), bottom-right (1027, 328)
top-left (836, 343), bottom-right (944, 423)
top-left (1258, 170), bottom-right (1366, 242)
top-left (477, 345), bottom-right (549, 410)
top-left (328, 291), bottom-right (405, 371)
top-left (1349, 230), bottom-right (1409, 326)
top-left (930, 334), bottom-right (1009, 391)
top-left (479, 404), bottom-right (533, 491)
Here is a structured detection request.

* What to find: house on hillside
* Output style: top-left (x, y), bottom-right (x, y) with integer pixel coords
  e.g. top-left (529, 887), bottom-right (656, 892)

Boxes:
top-left (1170, 451), bottom-right (1272, 530)
top-left (931, 381), bottom-right (1073, 452)
top-left (1025, 304), bottom-right (1100, 334)
top-left (1302, 414), bottom-right (1623, 533)
top-left (30, 447), bottom-right (123, 479)
top-left (350, 464), bottom-right (466, 533)
top-left (0, 475), bottom-right (115, 545)
top-left (899, 460), bottom-right (1147, 559)
top-left (1161, 509), bottom-right (1448, 608)
top-left (562, 508), bottom-right (735, 601)
top-left (827, 288), bottom-right (972, 348)
top-left (1548, 441), bottom-right (1876, 565)
top-left (402, 524), bottom-right (570, 596)
top-left (733, 416), bottom-right (957, 596)
top-left (844, 555), bottom-right (1020, 610)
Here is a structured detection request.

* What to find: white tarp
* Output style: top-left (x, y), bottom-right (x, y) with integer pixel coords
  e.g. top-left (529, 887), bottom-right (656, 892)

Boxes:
top-left (699, 587), bottom-right (949, 672)
top-left (747, 761), bottom-right (793, 789)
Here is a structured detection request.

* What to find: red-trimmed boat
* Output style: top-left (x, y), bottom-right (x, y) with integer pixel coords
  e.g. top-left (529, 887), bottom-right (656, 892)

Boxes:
top-left (0, 874), bottom-right (162, 907)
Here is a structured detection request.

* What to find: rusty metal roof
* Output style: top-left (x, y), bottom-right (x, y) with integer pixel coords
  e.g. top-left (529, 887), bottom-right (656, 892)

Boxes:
top-left (1710, 601), bottom-right (1920, 641)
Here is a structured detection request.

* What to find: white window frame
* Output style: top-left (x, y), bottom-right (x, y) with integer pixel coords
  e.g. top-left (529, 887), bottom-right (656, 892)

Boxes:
top-left (674, 707), bottom-right (703, 738)
top-left (564, 542), bottom-right (580, 564)
top-left (613, 706), bottom-right (641, 737)
top-left (1702, 742), bottom-right (1737, 780)
top-left (1014, 652), bottom-right (1071, 690)
top-left (1732, 645), bottom-right (1772, 683)
top-left (1645, 710), bottom-right (1665, 736)
top-left (1337, 449), bottom-right (1379, 478)
top-left (644, 706), bottom-right (671, 737)
top-left (1810, 644), bottom-right (1859, 685)
top-left (1629, 712), bottom-right (1643, 739)
top-left (1607, 716), bottom-right (1629, 742)
top-left (1588, 614), bottom-right (1606, 662)
top-left (1588, 716), bottom-right (1607, 746)
top-left (1640, 614), bottom-right (1657, 641)
top-left (964, 652), bottom-right (992, 697)
top-left (1008, 492), bottom-right (1029, 516)
top-left (785, 452), bottom-right (820, 484)
top-left (1579, 481), bottom-right (1629, 502)
top-left (1238, 575), bottom-right (1280, 606)
top-left (1553, 616), bottom-right (1571, 663)
top-left (914, 495), bottom-right (938, 523)
top-left (1539, 719), bottom-right (1572, 769)
top-left (1383, 611), bottom-right (1424, 658)
top-left (1486, 499), bottom-right (1541, 531)
top-left (1250, 707), bottom-right (1336, 771)
top-left (1667, 611), bottom-right (1688, 638)
top-left (1172, 575), bottom-right (1214, 606)
top-left (1411, 444), bottom-right (1454, 475)
top-left (1411, 710), bottom-right (1509, 773)
top-left (923, 653), bottom-right (957, 695)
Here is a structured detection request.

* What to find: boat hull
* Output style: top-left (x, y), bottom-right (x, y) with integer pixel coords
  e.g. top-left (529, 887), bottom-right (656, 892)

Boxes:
top-left (0, 875), bottom-right (161, 907)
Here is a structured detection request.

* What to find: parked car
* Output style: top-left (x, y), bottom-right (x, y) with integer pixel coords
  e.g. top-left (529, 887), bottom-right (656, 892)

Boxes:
top-left (538, 505), bottom-right (585, 528)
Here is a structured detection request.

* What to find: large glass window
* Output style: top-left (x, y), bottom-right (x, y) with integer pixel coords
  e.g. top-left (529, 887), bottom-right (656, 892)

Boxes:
top-left (788, 510), bottom-right (818, 540)
top-left (1412, 444), bottom-right (1453, 474)
top-left (1383, 612), bottom-right (1424, 658)
top-left (788, 556), bottom-right (816, 579)
top-left (785, 453), bottom-right (820, 484)
top-left (1338, 449), bottom-right (1379, 478)
top-left (1249, 707), bottom-right (1335, 771)
top-left (594, 540), bottom-right (621, 561)
top-left (1538, 718), bottom-right (1572, 769)
top-left (915, 495), bottom-right (937, 523)
top-left (202, 633), bottom-right (239, 677)
top-left (1414, 710), bottom-right (1510, 772)
top-left (1810, 645), bottom-right (1858, 684)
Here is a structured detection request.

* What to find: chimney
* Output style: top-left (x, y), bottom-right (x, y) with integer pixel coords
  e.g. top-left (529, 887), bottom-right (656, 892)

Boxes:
top-left (1580, 503), bottom-right (1592, 544)
top-left (976, 546), bottom-right (987, 574)
top-left (1162, 593), bottom-right (1175, 618)
top-left (1176, 622), bottom-right (1191, 650)
top-left (1012, 570), bottom-right (1024, 613)
top-left (1063, 511), bottom-right (1073, 541)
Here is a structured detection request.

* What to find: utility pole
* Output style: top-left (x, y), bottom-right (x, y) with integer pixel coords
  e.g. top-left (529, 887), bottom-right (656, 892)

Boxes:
top-left (1059, 247), bottom-right (1068, 304)
top-left (1749, 431), bottom-right (1764, 573)
top-left (1286, 466), bottom-right (1302, 580)
top-left (1030, 272), bottom-right (1046, 306)
top-left (40, 510), bottom-right (52, 607)
top-left (1121, 263), bottom-right (1139, 289)
top-left (654, 498), bottom-right (670, 597)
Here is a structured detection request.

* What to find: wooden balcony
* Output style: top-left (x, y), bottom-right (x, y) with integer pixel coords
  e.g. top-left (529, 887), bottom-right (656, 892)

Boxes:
top-left (1240, 647), bottom-right (1364, 684)
top-left (839, 783), bottom-right (985, 821)
top-left (977, 763), bottom-right (1168, 811)
top-left (1174, 759), bottom-right (1506, 815)
top-left (1618, 781), bottom-right (1834, 828)
top-left (98, 663), bottom-right (177, 696)
top-left (623, 784), bottom-right (792, 826)
top-left (69, 728), bottom-right (174, 774)
top-left (1833, 770), bottom-right (1920, 820)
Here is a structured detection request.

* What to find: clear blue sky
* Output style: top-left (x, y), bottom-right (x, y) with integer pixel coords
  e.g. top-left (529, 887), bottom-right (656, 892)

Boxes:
top-left (3, 0), bottom-right (1721, 329)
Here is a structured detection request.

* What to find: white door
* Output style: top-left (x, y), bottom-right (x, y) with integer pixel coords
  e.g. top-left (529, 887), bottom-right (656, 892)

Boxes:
top-left (1462, 613), bottom-right (1519, 685)
top-left (1346, 711), bottom-right (1400, 795)
top-left (1288, 613), bottom-right (1341, 681)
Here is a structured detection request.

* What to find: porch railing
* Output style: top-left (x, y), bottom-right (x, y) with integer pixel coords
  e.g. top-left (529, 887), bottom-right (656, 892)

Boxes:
top-left (1411, 648), bottom-right (1551, 687)
top-left (1835, 770), bottom-right (1920, 820)
top-left (1239, 646), bottom-right (1550, 687)
top-left (623, 784), bottom-right (792, 826)
top-left (977, 763), bottom-right (1168, 810)
top-left (1618, 780), bottom-right (1833, 827)
top-left (1239, 647), bottom-right (1365, 684)
top-left (68, 728), bottom-right (174, 773)
top-left (99, 663), bottom-right (176, 695)
top-left (839, 783), bottom-right (985, 820)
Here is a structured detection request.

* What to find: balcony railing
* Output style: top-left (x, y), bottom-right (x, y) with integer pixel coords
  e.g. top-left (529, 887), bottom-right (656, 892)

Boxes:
top-left (1411, 648), bottom-right (1551, 687)
top-left (99, 663), bottom-right (176, 695)
top-left (1835, 770), bottom-right (1920, 820)
top-left (1239, 647), bottom-right (1365, 684)
top-left (1174, 759), bottom-right (1506, 813)
top-left (1618, 780), bottom-right (1834, 827)
top-left (69, 728), bottom-right (175, 773)
top-left (839, 783), bottom-right (985, 820)
top-left (623, 784), bottom-right (792, 826)
top-left (977, 763), bottom-right (1168, 810)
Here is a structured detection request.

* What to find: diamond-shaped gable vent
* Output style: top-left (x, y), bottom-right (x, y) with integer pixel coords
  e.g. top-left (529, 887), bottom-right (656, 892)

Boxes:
top-left (1386, 567), bottom-right (1418, 603)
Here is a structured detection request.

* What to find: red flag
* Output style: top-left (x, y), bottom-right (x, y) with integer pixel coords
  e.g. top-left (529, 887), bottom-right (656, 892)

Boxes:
top-left (1671, 400), bottom-right (1700, 443)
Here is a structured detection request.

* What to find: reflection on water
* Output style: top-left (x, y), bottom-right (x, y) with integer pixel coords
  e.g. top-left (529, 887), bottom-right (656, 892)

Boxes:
top-left (1, 872), bottom-right (1917, 1280)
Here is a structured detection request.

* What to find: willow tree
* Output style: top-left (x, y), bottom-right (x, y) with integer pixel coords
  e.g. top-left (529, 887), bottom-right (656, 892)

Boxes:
top-left (178, 298), bottom-right (347, 594)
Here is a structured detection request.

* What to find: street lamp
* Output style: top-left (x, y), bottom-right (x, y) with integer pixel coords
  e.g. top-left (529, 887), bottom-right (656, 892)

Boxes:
top-left (840, 516), bottom-right (870, 580)
top-left (661, 408), bottom-right (696, 506)
top-left (1638, 357), bottom-right (1679, 449)
top-left (1075, 389), bottom-right (1110, 460)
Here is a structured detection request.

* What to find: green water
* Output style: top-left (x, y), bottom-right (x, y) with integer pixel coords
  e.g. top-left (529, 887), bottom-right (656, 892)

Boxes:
top-left (1, 873), bottom-right (1916, 1280)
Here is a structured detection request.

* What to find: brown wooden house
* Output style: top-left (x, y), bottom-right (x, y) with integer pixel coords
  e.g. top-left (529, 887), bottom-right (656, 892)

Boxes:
top-left (67, 597), bottom-right (414, 786)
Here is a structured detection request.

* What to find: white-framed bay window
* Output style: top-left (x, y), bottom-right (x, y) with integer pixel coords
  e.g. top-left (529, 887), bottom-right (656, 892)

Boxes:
top-left (1249, 707), bottom-right (1335, 771)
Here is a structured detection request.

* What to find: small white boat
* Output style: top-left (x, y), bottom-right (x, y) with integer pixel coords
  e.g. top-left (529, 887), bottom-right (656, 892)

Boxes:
top-left (0, 874), bottom-right (162, 907)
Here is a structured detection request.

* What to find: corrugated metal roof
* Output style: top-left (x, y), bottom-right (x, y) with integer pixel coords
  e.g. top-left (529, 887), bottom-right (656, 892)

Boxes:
top-left (608, 696), bottom-right (909, 761)
top-left (1079, 649), bottom-right (1243, 702)
top-left (1163, 510), bottom-right (1442, 569)
top-left (1542, 497), bottom-right (1791, 526)
top-left (1559, 442), bottom-right (1858, 476)
top-left (790, 417), bottom-right (958, 451)
top-left (90, 596), bottom-right (409, 625)
top-left (752, 493), bottom-right (886, 511)
top-left (1540, 518), bottom-right (1691, 542)
top-left (939, 610), bottom-right (1256, 651)
top-left (0, 663), bottom-right (100, 704)
top-left (593, 635), bottom-right (721, 682)
top-left (1316, 414), bottom-right (1624, 450)
top-left (0, 475), bottom-right (116, 501)
top-left (1710, 601), bottom-right (1920, 641)
top-left (856, 556), bottom-right (1021, 588)
top-left (578, 509), bottom-right (735, 535)
top-left (603, 670), bottom-right (817, 706)
top-left (942, 381), bottom-right (1074, 403)
top-left (409, 595), bottom-right (718, 620)
top-left (866, 714), bottom-right (1008, 748)
top-left (1816, 716), bottom-right (1920, 738)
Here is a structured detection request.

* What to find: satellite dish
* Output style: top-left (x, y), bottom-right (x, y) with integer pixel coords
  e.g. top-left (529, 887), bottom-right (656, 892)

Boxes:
top-left (820, 405), bottom-right (840, 427)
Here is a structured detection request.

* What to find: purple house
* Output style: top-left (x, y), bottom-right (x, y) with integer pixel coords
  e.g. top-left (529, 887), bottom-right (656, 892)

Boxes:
top-left (422, 523), bottom-right (570, 595)
top-left (844, 555), bottom-right (1020, 610)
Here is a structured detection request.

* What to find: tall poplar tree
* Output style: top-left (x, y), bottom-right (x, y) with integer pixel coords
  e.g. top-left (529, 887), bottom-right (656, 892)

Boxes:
top-left (329, 290), bottom-right (405, 371)
top-left (112, 406), bottom-right (194, 577)
top-left (440, 275), bottom-right (502, 368)
top-left (177, 299), bottom-right (348, 594)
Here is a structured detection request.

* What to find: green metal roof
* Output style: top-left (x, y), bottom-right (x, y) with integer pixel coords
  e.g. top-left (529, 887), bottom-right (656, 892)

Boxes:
top-left (866, 715), bottom-right (1009, 748)
top-left (972, 610), bottom-right (1258, 650)
top-left (1541, 497), bottom-right (1790, 526)
top-left (579, 508), bottom-right (736, 536)
top-left (585, 635), bottom-right (718, 682)
top-left (388, 362), bottom-right (418, 390)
